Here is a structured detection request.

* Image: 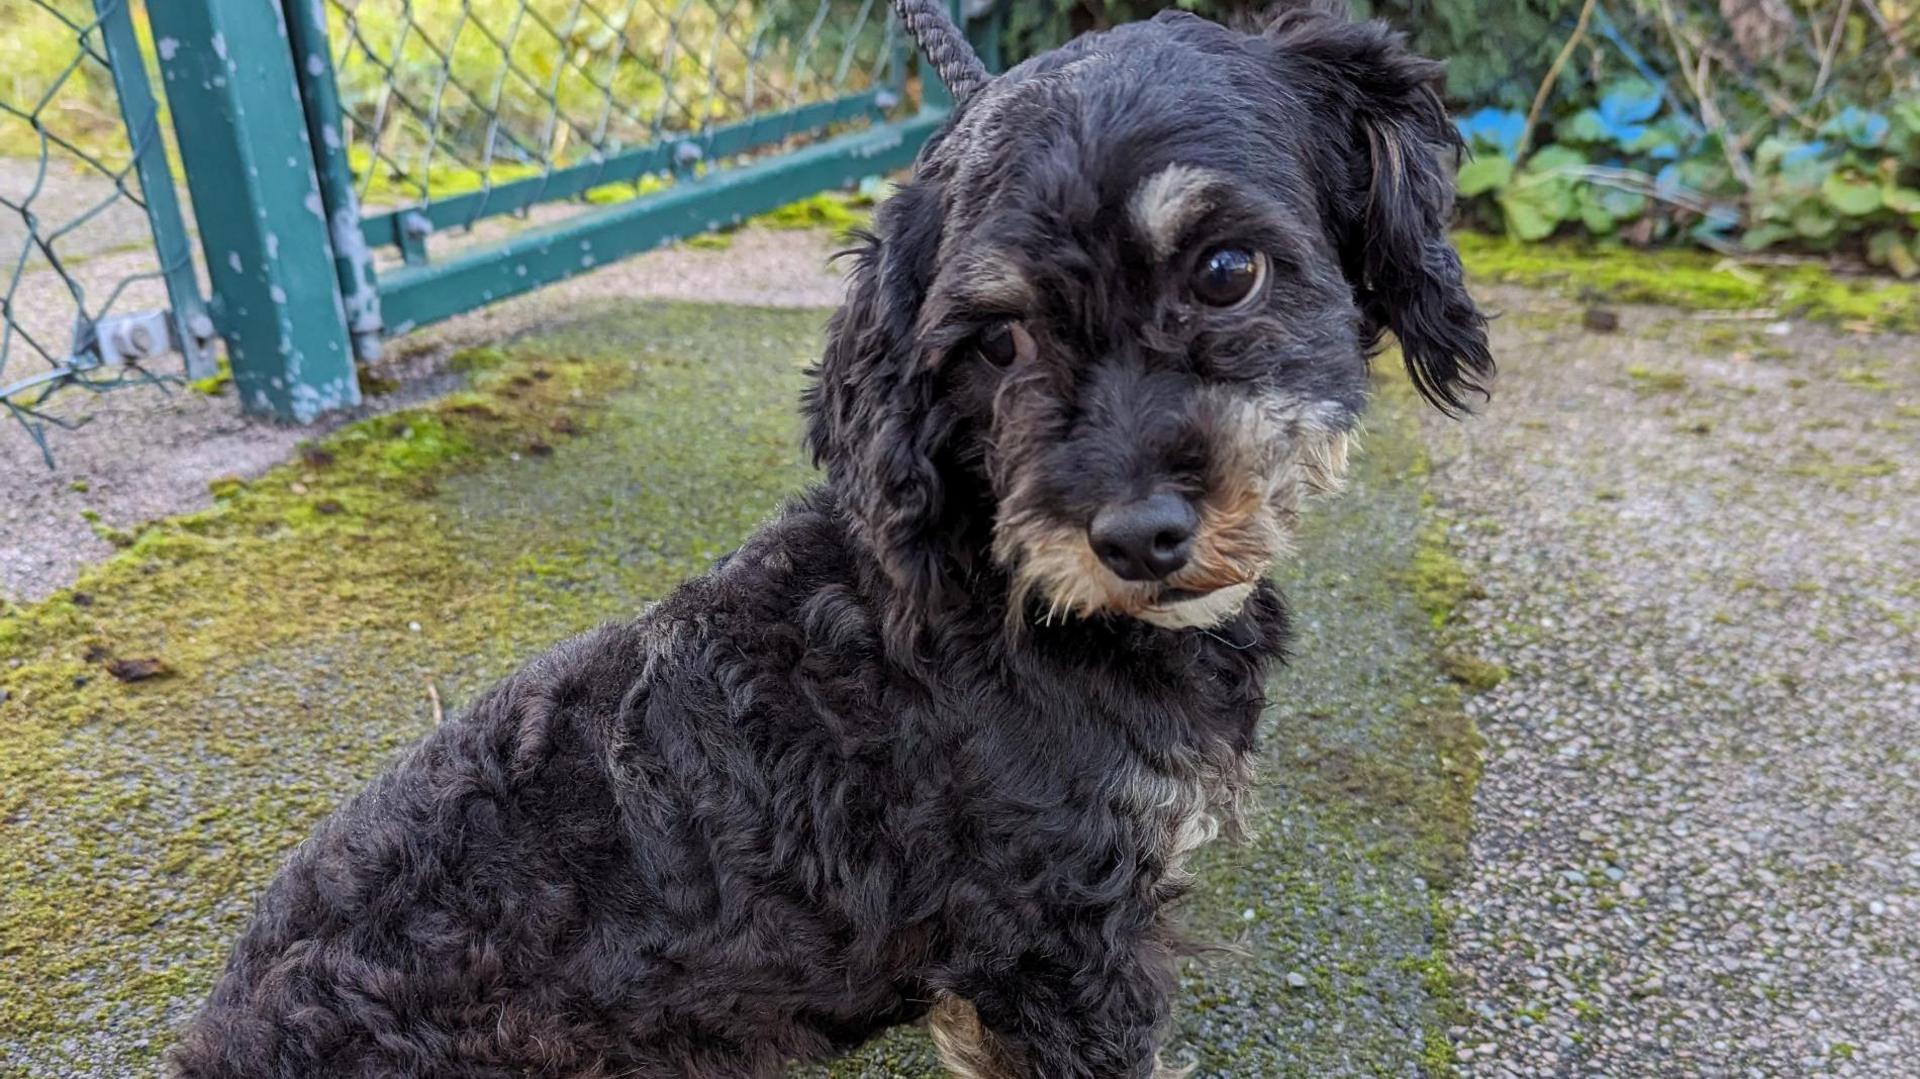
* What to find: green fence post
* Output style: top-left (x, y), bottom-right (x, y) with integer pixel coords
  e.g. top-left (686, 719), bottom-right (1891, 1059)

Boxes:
top-left (963, 0), bottom-right (1004, 75)
top-left (147, 0), bottom-right (359, 421)
top-left (93, 0), bottom-right (216, 380)
top-left (282, 0), bottom-right (384, 363)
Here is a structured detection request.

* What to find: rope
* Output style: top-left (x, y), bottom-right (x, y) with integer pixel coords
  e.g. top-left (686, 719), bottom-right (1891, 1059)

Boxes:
top-left (885, 0), bottom-right (990, 106)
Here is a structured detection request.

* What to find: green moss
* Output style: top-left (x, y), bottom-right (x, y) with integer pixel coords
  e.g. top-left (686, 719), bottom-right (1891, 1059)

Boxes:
top-left (1455, 232), bottom-right (1920, 333)
top-left (683, 230), bottom-right (736, 251)
top-left (447, 345), bottom-right (510, 373)
top-left (1439, 652), bottom-right (1511, 692)
top-left (1626, 365), bottom-right (1689, 393)
top-left (1406, 520), bottom-right (1480, 629)
top-left (756, 190), bottom-right (875, 233)
top-left (1838, 367), bottom-right (1892, 392)
top-left (0, 303), bottom-right (821, 1070)
top-left (187, 357), bottom-right (233, 397)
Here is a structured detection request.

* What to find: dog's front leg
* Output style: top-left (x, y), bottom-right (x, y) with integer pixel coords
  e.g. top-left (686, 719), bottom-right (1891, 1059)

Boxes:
top-left (933, 939), bottom-right (1173, 1079)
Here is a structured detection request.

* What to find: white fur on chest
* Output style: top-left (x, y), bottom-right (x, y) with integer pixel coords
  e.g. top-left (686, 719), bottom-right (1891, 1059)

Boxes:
top-left (1127, 746), bottom-right (1252, 899)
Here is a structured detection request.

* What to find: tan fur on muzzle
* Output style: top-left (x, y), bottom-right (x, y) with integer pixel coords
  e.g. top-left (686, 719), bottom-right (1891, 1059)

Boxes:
top-left (994, 390), bottom-right (1350, 629)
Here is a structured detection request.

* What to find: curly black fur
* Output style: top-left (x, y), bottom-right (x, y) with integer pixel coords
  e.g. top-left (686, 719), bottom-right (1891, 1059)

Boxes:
top-left (173, 9), bottom-right (1488, 1078)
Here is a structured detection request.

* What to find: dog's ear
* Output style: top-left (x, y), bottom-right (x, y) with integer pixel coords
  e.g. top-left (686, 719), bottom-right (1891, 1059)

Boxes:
top-left (1267, 8), bottom-right (1493, 414)
top-left (804, 180), bottom-right (958, 644)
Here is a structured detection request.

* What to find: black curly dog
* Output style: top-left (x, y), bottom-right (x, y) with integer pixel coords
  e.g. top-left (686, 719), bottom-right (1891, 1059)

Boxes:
top-left (174, 8), bottom-right (1490, 1077)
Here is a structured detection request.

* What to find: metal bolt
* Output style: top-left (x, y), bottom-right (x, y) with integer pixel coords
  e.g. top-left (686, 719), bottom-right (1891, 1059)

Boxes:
top-left (402, 211), bottom-right (434, 239)
top-left (674, 141), bottom-right (704, 167)
top-left (188, 312), bottom-right (216, 341)
top-left (875, 90), bottom-right (900, 111)
top-left (122, 323), bottom-right (155, 357)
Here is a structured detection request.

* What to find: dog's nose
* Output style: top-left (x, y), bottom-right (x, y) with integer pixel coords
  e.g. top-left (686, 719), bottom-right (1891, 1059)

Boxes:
top-left (1089, 493), bottom-right (1198, 582)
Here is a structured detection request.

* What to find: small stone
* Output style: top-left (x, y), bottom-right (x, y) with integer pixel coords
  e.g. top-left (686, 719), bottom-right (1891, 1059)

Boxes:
top-left (408, 621), bottom-right (422, 633)
top-left (1582, 308), bottom-right (1621, 333)
top-left (1285, 971), bottom-right (1308, 990)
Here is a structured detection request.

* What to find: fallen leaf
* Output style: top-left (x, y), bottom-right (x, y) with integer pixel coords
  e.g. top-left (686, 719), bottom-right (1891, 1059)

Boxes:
top-left (107, 657), bottom-right (171, 683)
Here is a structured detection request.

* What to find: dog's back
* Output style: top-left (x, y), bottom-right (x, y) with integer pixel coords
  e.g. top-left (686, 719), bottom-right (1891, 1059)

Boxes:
top-left (173, 494), bottom-right (928, 1077)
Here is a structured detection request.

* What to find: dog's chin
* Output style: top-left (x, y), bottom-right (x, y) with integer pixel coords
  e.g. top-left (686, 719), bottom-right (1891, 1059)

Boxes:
top-left (1133, 581), bottom-right (1258, 630)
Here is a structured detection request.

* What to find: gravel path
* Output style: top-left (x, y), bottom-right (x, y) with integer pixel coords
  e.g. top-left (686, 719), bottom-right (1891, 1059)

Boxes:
top-left (1426, 288), bottom-right (1920, 1075)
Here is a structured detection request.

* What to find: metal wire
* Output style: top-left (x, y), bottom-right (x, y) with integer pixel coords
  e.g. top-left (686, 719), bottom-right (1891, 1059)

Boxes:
top-left (323, 0), bottom-right (902, 230)
top-left (1, 0), bottom-right (187, 464)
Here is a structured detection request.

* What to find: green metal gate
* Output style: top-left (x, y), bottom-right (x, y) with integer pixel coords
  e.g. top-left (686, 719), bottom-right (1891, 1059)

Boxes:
top-left (4, 0), bottom-right (990, 445)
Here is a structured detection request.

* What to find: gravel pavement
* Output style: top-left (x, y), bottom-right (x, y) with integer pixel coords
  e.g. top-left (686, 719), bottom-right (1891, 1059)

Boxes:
top-left (1426, 289), bottom-right (1920, 1075)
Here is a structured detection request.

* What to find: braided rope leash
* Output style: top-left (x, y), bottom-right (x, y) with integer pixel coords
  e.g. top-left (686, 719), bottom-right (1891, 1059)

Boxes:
top-left (886, 0), bottom-right (990, 107)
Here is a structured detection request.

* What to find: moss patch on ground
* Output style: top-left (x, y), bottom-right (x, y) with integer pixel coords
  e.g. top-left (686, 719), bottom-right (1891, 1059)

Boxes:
top-left (2, 310), bottom-right (1481, 1077)
top-left (1455, 231), bottom-right (1920, 333)
top-left (0, 303), bottom-right (821, 1075)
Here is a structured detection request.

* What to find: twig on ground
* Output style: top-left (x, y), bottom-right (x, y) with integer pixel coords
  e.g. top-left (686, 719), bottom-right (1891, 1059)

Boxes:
top-left (428, 680), bottom-right (444, 725)
top-left (1518, 0), bottom-right (1601, 164)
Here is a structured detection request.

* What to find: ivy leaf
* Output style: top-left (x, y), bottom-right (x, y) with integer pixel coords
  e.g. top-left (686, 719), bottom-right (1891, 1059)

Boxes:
top-left (1625, 118), bottom-right (1686, 161)
top-left (1526, 144), bottom-right (1588, 176)
top-left (1594, 79), bottom-right (1661, 146)
top-left (1456, 107), bottom-right (1527, 160)
top-left (1574, 182), bottom-right (1646, 234)
top-left (1741, 223), bottom-right (1795, 249)
top-left (1821, 172), bottom-right (1883, 216)
top-left (1500, 148), bottom-right (1584, 241)
top-left (1820, 106), bottom-right (1891, 150)
top-left (1866, 229), bottom-right (1918, 277)
top-left (1555, 108), bottom-right (1610, 145)
top-left (1456, 155), bottom-right (1514, 197)
top-left (1500, 181), bottom-right (1568, 240)
top-left (1791, 201), bottom-right (1838, 239)
top-left (1882, 186), bottom-right (1920, 214)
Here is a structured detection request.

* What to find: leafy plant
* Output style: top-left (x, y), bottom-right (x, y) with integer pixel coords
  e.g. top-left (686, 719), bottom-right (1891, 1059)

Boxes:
top-left (1452, 82), bottom-right (1920, 275)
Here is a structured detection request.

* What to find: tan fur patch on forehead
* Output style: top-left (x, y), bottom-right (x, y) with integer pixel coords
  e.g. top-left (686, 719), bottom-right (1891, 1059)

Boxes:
top-left (1129, 164), bottom-right (1224, 259)
top-left (953, 246), bottom-right (1033, 310)
top-left (919, 247), bottom-right (1034, 337)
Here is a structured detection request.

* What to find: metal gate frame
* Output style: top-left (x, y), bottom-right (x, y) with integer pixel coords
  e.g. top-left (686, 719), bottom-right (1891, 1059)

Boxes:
top-left (144, 0), bottom-right (994, 424)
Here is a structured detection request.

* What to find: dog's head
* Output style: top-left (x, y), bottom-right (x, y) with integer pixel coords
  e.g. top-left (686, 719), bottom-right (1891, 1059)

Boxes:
top-left (806, 8), bottom-right (1491, 642)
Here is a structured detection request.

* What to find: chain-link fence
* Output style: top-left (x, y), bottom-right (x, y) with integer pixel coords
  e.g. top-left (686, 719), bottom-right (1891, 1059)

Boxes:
top-left (0, 0), bottom-right (209, 463)
top-left (2, 0), bottom-right (975, 461)
top-left (329, 0), bottom-right (903, 224)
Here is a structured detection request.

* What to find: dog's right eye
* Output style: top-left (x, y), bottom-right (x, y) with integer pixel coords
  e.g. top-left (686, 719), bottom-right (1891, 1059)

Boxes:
top-left (970, 321), bottom-right (1033, 368)
top-left (1192, 247), bottom-right (1266, 308)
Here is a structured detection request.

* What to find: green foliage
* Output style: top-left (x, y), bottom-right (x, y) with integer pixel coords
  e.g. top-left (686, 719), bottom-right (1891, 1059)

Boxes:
top-left (1454, 85), bottom-right (1920, 275)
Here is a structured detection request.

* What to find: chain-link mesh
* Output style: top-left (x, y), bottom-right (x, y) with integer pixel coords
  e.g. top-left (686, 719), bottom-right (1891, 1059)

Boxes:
top-left (1, 0), bottom-right (194, 460)
top-left (325, 0), bottom-right (906, 257)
